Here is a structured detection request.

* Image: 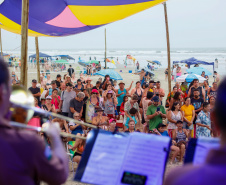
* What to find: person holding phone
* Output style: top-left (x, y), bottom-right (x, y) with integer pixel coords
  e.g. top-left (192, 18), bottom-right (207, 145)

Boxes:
top-left (146, 96), bottom-right (166, 131)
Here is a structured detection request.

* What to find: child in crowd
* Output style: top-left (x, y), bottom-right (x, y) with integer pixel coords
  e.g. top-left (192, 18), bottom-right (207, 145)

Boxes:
top-left (125, 108), bottom-right (138, 129)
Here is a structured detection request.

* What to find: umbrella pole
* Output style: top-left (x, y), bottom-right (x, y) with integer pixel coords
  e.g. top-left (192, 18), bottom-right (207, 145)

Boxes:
top-left (105, 28), bottom-right (107, 69)
top-left (35, 37), bottom-right (40, 83)
top-left (0, 29), bottom-right (2, 56)
top-left (20, 0), bottom-right (29, 88)
top-left (163, 2), bottom-right (171, 93)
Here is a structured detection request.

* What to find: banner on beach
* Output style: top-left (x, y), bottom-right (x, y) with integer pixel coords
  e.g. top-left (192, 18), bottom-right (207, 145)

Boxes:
top-left (0, 0), bottom-right (166, 37)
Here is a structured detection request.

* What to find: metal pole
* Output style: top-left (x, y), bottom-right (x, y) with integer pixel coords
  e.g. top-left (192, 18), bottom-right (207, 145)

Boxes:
top-left (20, 0), bottom-right (29, 88)
top-left (163, 2), bottom-right (171, 93)
top-left (35, 37), bottom-right (40, 83)
top-left (0, 29), bottom-right (2, 56)
top-left (105, 28), bottom-right (107, 69)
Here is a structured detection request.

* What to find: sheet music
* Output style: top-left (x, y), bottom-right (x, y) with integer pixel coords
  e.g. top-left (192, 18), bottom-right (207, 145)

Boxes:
top-left (81, 132), bottom-right (130, 185)
top-left (118, 133), bottom-right (170, 185)
top-left (193, 137), bottom-right (220, 165)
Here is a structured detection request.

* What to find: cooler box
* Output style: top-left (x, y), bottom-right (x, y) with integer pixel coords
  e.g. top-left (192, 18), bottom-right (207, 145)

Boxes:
top-left (128, 70), bottom-right (132, 73)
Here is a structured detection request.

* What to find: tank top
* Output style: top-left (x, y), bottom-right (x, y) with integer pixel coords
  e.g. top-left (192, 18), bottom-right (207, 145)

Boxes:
top-left (176, 130), bottom-right (186, 143)
top-left (117, 88), bottom-right (127, 106)
top-left (209, 88), bottom-right (217, 98)
top-left (168, 111), bottom-right (181, 129)
top-left (104, 98), bottom-right (115, 115)
top-left (135, 88), bottom-right (143, 104)
top-left (190, 86), bottom-right (202, 99)
top-left (75, 84), bottom-right (84, 91)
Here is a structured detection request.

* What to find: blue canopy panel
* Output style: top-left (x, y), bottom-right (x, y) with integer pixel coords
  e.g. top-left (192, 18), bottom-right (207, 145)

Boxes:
top-left (173, 57), bottom-right (214, 72)
top-left (29, 52), bottom-right (51, 59)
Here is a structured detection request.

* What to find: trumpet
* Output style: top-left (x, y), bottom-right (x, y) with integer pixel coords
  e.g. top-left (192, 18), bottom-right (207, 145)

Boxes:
top-left (10, 121), bottom-right (87, 140)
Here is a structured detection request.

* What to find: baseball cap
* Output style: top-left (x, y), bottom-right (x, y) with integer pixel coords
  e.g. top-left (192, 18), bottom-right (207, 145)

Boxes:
top-left (32, 79), bottom-right (37, 83)
top-left (118, 81), bottom-right (125, 85)
top-left (152, 96), bottom-right (159, 102)
top-left (157, 123), bottom-right (167, 129)
top-left (91, 89), bottom-right (99, 94)
top-left (109, 118), bottom-right (116, 124)
top-left (46, 96), bottom-right (52, 100)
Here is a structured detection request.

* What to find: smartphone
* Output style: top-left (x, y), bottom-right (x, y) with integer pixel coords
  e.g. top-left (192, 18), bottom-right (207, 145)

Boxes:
top-left (157, 107), bottom-right (160, 112)
top-left (107, 77), bottom-right (110, 80)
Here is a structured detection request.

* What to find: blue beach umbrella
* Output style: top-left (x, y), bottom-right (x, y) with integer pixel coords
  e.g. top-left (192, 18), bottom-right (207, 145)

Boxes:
top-left (186, 67), bottom-right (212, 76)
top-left (176, 74), bottom-right (206, 83)
top-left (94, 69), bottom-right (123, 80)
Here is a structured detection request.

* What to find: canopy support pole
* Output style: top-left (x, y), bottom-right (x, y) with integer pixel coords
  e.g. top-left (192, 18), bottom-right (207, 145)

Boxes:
top-left (163, 2), bottom-right (171, 93)
top-left (0, 29), bottom-right (2, 56)
top-left (105, 28), bottom-right (107, 69)
top-left (35, 37), bottom-right (40, 83)
top-left (20, 0), bottom-right (29, 88)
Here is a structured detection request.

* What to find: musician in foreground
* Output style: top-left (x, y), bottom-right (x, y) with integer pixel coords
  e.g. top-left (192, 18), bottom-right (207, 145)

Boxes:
top-left (164, 78), bottom-right (226, 185)
top-left (0, 59), bottom-right (68, 184)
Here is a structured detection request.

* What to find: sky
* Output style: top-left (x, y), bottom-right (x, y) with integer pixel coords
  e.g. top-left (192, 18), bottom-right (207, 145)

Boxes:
top-left (1, 0), bottom-right (226, 50)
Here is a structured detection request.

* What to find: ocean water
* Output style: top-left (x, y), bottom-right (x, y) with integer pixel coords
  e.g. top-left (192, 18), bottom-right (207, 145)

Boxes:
top-left (6, 48), bottom-right (226, 75)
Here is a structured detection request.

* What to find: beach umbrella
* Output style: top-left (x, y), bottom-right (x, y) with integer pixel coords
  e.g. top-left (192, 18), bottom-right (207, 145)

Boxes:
top-left (100, 62), bottom-right (116, 69)
top-left (186, 67), bottom-right (212, 76)
top-left (54, 59), bottom-right (69, 64)
top-left (138, 68), bottom-right (155, 76)
top-left (94, 69), bottom-right (122, 80)
top-left (78, 60), bottom-right (87, 67)
top-left (86, 60), bottom-right (99, 64)
top-left (176, 74), bottom-right (206, 83)
top-left (147, 60), bottom-right (161, 65)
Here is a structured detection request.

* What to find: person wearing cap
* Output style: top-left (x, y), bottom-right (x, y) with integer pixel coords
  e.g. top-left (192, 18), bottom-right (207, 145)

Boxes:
top-left (108, 118), bottom-right (118, 132)
top-left (92, 107), bottom-right (108, 130)
top-left (146, 96), bottom-right (166, 131)
top-left (28, 79), bottom-right (41, 107)
top-left (103, 90), bottom-right (117, 119)
top-left (116, 81), bottom-right (133, 117)
top-left (59, 83), bottom-right (76, 117)
top-left (165, 78), bottom-right (226, 185)
top-left (67, 65), bottom-right (74, 78)
top-left (92, 81), bottom-right (102, 95)
top-left (42, 95), bottom-right (56, 113)
top-left (85, 89), bottom-right (100, 123)
top-left (56, 74), bottom-right (62, 88)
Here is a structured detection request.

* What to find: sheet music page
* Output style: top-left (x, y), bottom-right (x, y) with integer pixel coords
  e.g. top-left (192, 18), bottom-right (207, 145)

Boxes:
top-left (193, 137), bottom-right (220, 165)
top-left (81, 132), bottom-right (130, 185)
top-left (117, 133), bottom-right (170, 185)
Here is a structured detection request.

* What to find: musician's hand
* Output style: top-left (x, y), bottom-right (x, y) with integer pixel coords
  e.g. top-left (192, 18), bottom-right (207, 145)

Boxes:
top-left (44, 122), bottom-right (61, 139)
top-left (68, 145), bottom-right (73, 150)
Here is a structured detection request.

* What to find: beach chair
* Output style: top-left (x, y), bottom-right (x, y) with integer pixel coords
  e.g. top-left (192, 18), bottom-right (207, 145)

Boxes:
top-left (66, 141), bottom-right (78, 175)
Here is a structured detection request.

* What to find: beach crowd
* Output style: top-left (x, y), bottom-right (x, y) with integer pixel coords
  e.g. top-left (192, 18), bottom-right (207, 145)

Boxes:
top-left (11, 64), bottom-right (220, 165)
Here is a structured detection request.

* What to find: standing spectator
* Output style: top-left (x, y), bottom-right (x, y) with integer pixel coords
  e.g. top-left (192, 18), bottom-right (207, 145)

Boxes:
top-left (42, 96), bottom-right (56, 113)
top-left (188, 79), bottom-right (205, 100)
top-left (45, 80), bottom-right (58, 97)
top-left (58, 82), bottom-right (66, 96)
top-left (85, 77), bottom-right (93, 95)
top-left (74, 79), bottom-right (84, 92)
top-left (100, 75), bottom-right (113, 90)
top-left (120, 96), bottom-right (128, 117)
top-left (59, 83), bottom-right (76, 117)
top-left (55, 74), bottom-right (62, 88)
top-left (207, 82), bottom-right (217, 99)
top-left (166, 86), bottom-right (178, 107)
top-left (214, 71), bottom-right (220, 83)
top-left (191, 89), bottom-right (204, 138)
top-left (28, 79), bottom-right (41, 107)
top-left (71, 73), bottom-right (77, 85)
top-left (85, 89), bottom-right (99, 123)
top-left (92, 108), bottom-right (109, 130)
top-left (113, 80), bottom-right (119, 90)
top-left (92, 81), bottom-right (102, 95)
top-left (203, 80), bottom-right (210, 102)
top-left (172, 65), bottom-right (177, 82)
top-left (141, 92), bottom-right (153, 124)
top-left (124, 94), bottom-right (141, 127)
top-left (69, 92), bottom-right (85, 118)
top-left (164, 68), bottom-right (168, 81)
top-left (146, 96), bottom-right (166, 131)
top-left (167, 102), bottom-right (183, 138)
top-left (116, 81), bottom-right (132, 115)
top-left (103, 90), bottom-right (117, 119)
top-left (67, 65), bottom-right (74, 77)
top-left (181, 97), bottom-right (195, 137)
top-left (196, 102), bottom-right (211, 138)
top-left (155, 81), bottom-right (165, 101)
top-left (51, 89), bottom-right (61, 113)
top-left (169, 92), bottom-right (182, 110)
top-left (136, 61), bottom-right (140, 70)
top-left (130, 81), bottom-right (143, 105)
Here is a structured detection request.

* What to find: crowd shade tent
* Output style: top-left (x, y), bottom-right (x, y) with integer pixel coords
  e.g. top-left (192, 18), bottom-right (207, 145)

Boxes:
top-left (176, 74), bottom-right (206, 83)
top-left (29, 52), bottom-right (51, 59)
top-left (173, 57), bottom-right (215, 72)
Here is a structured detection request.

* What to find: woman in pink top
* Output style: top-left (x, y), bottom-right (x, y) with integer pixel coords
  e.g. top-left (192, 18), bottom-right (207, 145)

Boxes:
top-left (27, 98), bottom-right (41, 127)
top-left (51, 89), bottom-right (61, 112)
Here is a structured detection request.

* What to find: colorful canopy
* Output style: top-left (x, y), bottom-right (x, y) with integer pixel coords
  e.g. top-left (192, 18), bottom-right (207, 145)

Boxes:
top-left (54, 59), bottom-right (69, 64)
top-left (0, 0), bottom-right (166, 37)
top-left (176, 74), bottom-right (206, 83)
top-left (29, 52), bottom-right (51, 59)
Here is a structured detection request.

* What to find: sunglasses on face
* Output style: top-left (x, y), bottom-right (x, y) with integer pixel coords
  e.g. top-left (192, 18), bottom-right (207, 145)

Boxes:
top-left (93, 93), bottom-right (98, 94)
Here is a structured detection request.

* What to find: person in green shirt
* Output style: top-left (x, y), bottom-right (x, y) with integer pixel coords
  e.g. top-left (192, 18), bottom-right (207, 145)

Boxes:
top-left (146, 96), bottom-right (166, 131)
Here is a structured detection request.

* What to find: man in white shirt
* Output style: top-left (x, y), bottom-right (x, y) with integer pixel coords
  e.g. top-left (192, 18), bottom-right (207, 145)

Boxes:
top-left (172, 65), bottom-right (177, 82)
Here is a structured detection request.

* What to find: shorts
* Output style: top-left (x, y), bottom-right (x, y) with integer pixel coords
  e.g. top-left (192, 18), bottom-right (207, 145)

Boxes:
top-left (183, 121), bottom-right (193, 130)
top-left (116, 106), bottom-right (121, 113)
top-left (176, 141), bottom-right (187, 148)
top-left (73, 152), bottom-right (82, 157)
